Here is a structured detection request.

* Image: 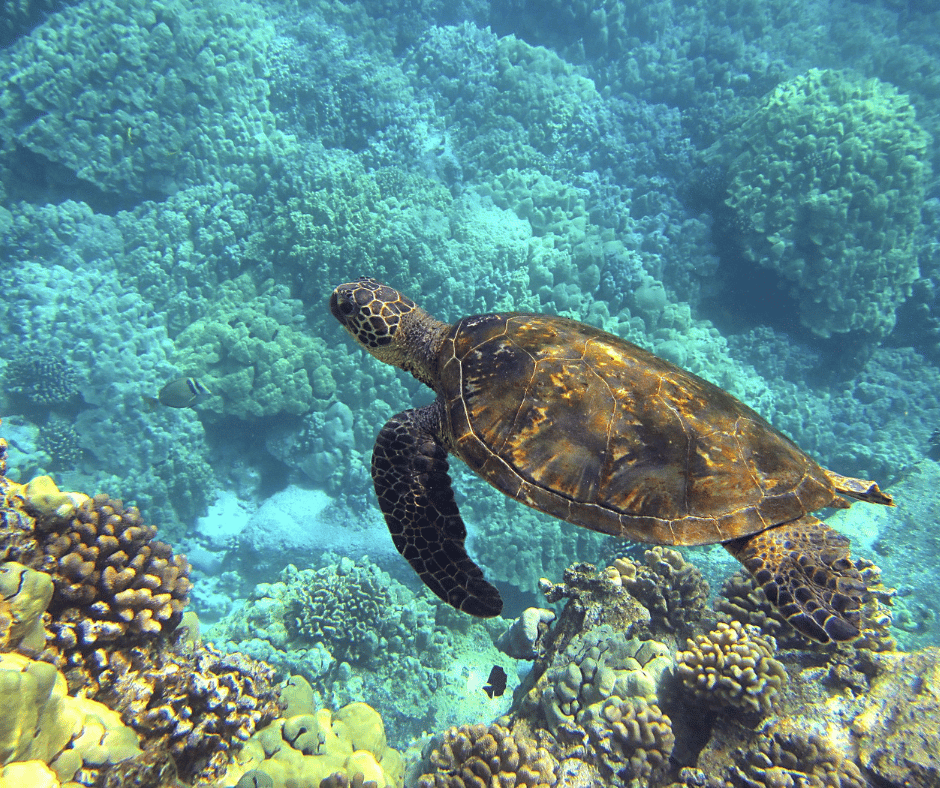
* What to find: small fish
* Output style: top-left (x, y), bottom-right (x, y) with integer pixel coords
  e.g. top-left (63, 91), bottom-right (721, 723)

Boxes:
top-left (145, 377), bottom-right (210, 409)
top-left (483, 664), bottom-right (507, 699)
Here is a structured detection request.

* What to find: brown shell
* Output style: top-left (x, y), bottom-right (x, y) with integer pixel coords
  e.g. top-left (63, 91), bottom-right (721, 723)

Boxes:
top-left (438, 313), bottom-right (836, 546)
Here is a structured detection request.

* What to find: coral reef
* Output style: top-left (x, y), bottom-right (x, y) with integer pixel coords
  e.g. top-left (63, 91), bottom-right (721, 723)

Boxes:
top-left (3, 352), bottom-right (80, 408)
top-left (0, 255), bottom-right (217, 536)
top-left (713, 68), bottom-right (931, 343)
top-left (0, 0), bottom-right (280, 201)
top-left (606, 547), bottom-right (711, 639)
top-left (676, 621), bottom-right (786, 715)
top-left (0, 443), bottom-right (280, 785)
top-left (538, 624), bottom-right (673, 735)
top-left (173, 274), bottom-right (326, 422)
top-left (851, 647), bottom-right (940, 787)
top-left (230, 699), bottom-right (404, 788)
top-left (417, 723), bottom-right (556, 788)
top-left (207, 556), bottom-right (511, 748)
top-left (0, 476), bottom-right (192, 659)
top-left (580, 696), bottom-right (674, 785)
top-left (725, 729), bottom-right (867, 788)
top-left (96, 637), bottom-right (282, 784)
top-left (37, 418), bottom-right (83, 472)
top-left (496, 608), bottom-right (556, 661)
top-left (0, 651), bottom-right (151, 786)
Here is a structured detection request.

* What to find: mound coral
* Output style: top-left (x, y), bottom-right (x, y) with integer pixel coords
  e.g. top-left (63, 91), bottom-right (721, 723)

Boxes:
top-left (539, 625), bottom-right (672, 735)
top-left (715, 68), bottom-right (931, 342)
top-left (0, 651), bottom-right (169, 787)
top-left (676, 621), bottom-right (786, 715)
top-left (580, 696), bottom-right (674, 785)
top-left (173, 274), bottom-right (326, 421)
top-left (234, 700), bottom-right (403, 788)
top-left (0, 561), bottom-right (52, 651)
top-left (418, 723), bottom-right (556, 788)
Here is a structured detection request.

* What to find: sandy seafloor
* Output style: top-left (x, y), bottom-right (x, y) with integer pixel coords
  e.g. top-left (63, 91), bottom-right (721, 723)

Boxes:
top-left (0, 0), bottom-right (939, 785)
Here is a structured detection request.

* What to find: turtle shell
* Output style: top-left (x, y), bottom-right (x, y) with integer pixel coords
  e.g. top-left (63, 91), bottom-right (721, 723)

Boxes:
top-left (438, 313), bottom-right (835, 546)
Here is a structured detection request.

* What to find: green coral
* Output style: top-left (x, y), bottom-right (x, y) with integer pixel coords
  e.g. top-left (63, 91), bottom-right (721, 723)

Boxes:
top-left (717, 68), bottom-right (931, 341)
top-left (0, 0), bottom-right (281, 200)
top-left (173, 274), bottom-right (325, 421)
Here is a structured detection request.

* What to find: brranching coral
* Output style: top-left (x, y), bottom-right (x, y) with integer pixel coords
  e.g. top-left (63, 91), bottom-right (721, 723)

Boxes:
top-left (1, 475), bottom-right (192, 656)
top-left (0, 439), bottom-right (281, 786)
top-left (418, 723), bottom-right (556, 788)
top-left (676, 620), bottom-right (786, 715)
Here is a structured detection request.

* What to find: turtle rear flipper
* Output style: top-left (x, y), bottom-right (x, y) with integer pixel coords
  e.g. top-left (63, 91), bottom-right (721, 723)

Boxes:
top-left (372, 405), bottom-right (503, 618)
top-left (824, 469), bottom-right (894, 507)
top-left (724, 516), bottom-right (865, 643)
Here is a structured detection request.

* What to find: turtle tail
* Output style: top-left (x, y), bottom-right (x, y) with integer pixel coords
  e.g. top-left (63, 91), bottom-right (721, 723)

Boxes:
top-left (724, 515), bottom-right (866, 643)
top-left (372, 406), bottom-right (503, 618)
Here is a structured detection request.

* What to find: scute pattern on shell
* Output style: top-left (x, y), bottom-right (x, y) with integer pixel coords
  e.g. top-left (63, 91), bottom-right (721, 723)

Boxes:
top-left (443, 311), bottom-right (838, 548)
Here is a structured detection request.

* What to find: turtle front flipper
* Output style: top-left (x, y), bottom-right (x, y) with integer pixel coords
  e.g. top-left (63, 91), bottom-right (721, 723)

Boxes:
top-left (372, 406), bottom-right (503, 618)
top-left (723, 516), bottom-right (866, 643)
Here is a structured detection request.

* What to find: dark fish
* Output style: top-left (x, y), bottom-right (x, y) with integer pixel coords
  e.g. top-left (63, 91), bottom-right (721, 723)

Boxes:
top-left (146, 377), bottom-right (210, 409)
top-left (483, 664), bottom-right (507, 699)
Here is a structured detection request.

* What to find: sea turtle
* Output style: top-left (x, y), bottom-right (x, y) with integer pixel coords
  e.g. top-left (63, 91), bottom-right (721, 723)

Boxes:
top-left (330, 278), bottom-right (894, 642)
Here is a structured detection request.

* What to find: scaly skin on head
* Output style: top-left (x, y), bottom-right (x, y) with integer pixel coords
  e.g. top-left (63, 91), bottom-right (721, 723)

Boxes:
top-left (329, 278), bottom-right (448, 390)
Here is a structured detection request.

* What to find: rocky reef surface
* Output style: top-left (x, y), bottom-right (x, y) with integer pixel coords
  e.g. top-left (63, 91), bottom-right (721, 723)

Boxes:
top-left (2, 431), bottom-right (937, 788)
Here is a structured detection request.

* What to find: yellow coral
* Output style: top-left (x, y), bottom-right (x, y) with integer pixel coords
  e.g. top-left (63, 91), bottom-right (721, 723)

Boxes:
top-left (0, 653), bottom-right (142, 782)
top-left (676, 620), bottom-right (786, 715)
top-left (20, 476), bottom-right (89, 520)
top-left (231, 699), bottom-right (403, 788)
top-left (0, 760), bottom-right (60, 788)
top-left (0, 562), bottom-right (52, 651)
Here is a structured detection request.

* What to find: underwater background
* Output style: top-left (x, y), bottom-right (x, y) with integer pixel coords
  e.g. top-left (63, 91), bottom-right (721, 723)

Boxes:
top-left (0, 0), bottom-right (939, 785)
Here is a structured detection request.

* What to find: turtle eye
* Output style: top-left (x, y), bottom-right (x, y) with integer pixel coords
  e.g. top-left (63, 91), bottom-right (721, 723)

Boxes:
top-left (339, 300), bottom-right (355, 316)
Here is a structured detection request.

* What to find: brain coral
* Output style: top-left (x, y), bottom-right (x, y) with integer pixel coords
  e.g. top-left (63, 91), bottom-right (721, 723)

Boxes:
top-left (676, 621), bottom-right (786, 715)
top-left (717, 68), bottom-right (931, 341)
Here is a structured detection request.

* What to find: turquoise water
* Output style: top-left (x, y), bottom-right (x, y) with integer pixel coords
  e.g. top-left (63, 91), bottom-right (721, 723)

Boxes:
top-left (0, 0), bottom-right (938, 785)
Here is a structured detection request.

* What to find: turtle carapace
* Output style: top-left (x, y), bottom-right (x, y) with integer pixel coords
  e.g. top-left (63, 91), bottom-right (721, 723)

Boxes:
top-left (330, 278), bottom-right (894, 643)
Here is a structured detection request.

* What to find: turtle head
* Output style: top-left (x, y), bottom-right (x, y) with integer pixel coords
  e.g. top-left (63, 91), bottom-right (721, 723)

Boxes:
top-left (330, 278), bottom-right (445, 385)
